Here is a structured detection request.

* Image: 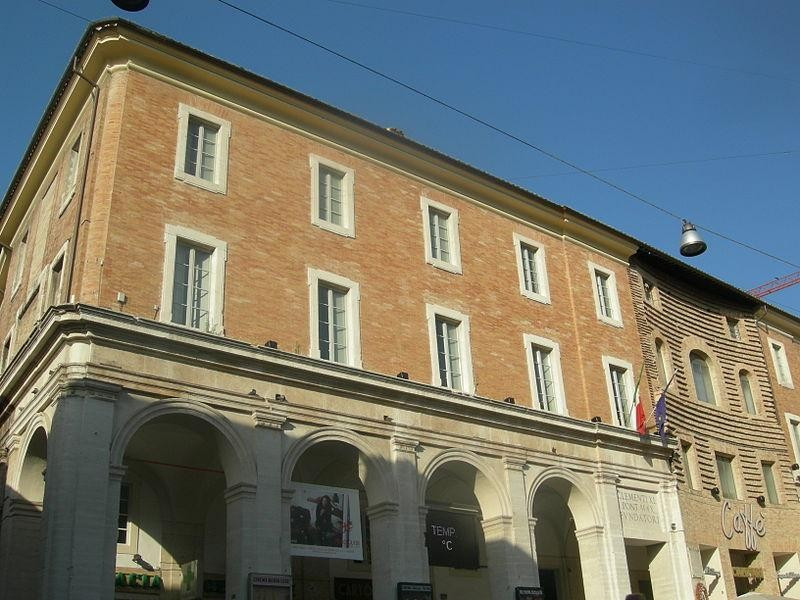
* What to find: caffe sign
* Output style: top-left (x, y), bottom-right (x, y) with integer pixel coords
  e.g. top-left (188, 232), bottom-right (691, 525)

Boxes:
top-left (720, 500), bottom-right (765, 550)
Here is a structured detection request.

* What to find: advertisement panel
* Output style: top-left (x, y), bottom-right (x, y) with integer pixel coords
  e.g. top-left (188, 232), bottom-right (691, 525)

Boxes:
top-left (425, 510), bottom-right (479, 569)
top-left (290, 482), bottom-right (363, 560)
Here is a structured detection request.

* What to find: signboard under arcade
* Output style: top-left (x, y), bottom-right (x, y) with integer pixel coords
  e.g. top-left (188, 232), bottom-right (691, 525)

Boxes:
top-left (425, 510), bottom-right (480, 570)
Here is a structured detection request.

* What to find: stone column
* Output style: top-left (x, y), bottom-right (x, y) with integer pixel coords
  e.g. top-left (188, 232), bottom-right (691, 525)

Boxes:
top-left (225, 482), bottom-right (258, 599)
top-left (586, 469), bottom-right (630, 598)
top-left (502, 457), bottom-right (539, 589)
top-left (102, 465), bottom-right (127, 590)
top-left (651, 479), bottom-right (693, 600)
top-left (0, 436), bottom-right (44, 600)
top-left (482, 515), bottom-right (517, 599)
top-left (368, 436), bottom-right (429, 600)
top-left (39, 380), bottom-right (119, 600)
top-left (251, 410), bottom-right (288, 576)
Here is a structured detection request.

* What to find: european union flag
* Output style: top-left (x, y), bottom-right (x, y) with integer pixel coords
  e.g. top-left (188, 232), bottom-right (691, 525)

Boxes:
top-left (655, 392), bottom-right (668, 444)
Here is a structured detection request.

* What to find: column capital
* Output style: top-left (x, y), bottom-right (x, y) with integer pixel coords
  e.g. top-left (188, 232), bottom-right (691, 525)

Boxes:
top-left (528, 516), bottom-right (538, 528)
top-left (503, 456), bottom-right (527, 471)
top-left (225, 482), bottom-right (258, 504)
top-left (391, 435), bottom-right (420, 454)
top-left (281, 487), bottom-right (295, 503)
top-left (4, 434), bottom-right (22, 455)
top-left (659, 478), bottom-right (678, 494)
top-left (594, 469), bottom-right (620, 486)
top-left (4, 498), bottom-right (43, 518)
top-left (57, 378), bottom-right (121, 402)
top-left (574, 524), bottom-right (605, 541)
top-left (365, 501), bottom-right (401, 521)
top-left (481, 515), bottom-right (513, 540)
top-left (252, 409), bottom-right (286, 430)
top-left (108, 464), bottom-right (128, 481)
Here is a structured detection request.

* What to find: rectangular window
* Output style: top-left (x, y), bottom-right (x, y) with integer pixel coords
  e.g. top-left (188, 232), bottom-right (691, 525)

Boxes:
top-left (310, 155), bottom-right (355, 237)
top-left (184, 116), bottom-right (219, 182)
top-left (769, 339), bottom-right (794, 388)
top-left (308, 269), bottom-right (361, 367)
top-left (790, 418), bottom-right (800, 463)
top-left (642, 278), bottom-right (656, 305)
top-left (63, 135), bottom-right (81, 203)
top-left (117, 482), bottom-right (130, 544)
top-left (0, 336), bottom-right (11, 372)
top-left (435, 316), bottom-right (462, 390)
top-left (716, 455), bottom-right (738, 500)
top-left (680, 442), bottom-right (695, 489)
top-left (11, 231), bottom-right (28, 294)
top-left (47, 256), bottom-right (64, 308)
top-left (739, 371), bottom-right (757, 415)
top-left (426, 304), bottom-right (473, 393)
top-left (524, 334), bottom-right (566, 414)
top-left (318, 284), bottom-right (348, 363)
top-left (513, 233), bottom-right (550, 303)
top-left (609, 365), bottom-right (631, 427)
top-left (761, 462), bottom-right (778, 504)
top-left (421, 197), bottom-right (462, 274)
top-left (174, 104), bottom-right (231, 194)
top-left (727, 318), bottom-right (741, 340)
top-left (588, 262), bottom-right (622, 326)
top-left (160, 225), bottom-right (227, 334)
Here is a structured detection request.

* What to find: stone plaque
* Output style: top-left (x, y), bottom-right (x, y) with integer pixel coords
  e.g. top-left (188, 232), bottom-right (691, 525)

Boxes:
top-left (618, 489), bottom-right (662, 538)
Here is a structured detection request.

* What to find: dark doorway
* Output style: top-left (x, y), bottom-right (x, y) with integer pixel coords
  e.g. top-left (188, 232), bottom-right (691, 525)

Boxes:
top-left (538, 569), bottom-right (558, 600)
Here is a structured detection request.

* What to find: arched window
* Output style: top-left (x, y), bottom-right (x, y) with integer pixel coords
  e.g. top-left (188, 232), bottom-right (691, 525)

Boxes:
top-left (690, 351), bottom-right (716, 405)
top-left (739, 370), bottom-right (757, 415)
top-left (654, 338), bottom-right (668, 388)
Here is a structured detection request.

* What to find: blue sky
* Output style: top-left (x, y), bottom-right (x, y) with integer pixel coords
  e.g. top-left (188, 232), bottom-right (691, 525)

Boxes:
top-left (2, 1), bottom-right (799, 314)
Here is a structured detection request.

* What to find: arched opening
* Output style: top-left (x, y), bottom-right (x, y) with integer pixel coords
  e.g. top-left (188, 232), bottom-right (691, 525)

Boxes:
top-left (531, 477), bottom-right (589, 600)
top-left (113, 409), bottom-right (249, 599)
top-left (423, 457), bottom-right (506, 599)
top-left (288, 439), bottom-right (380, 600)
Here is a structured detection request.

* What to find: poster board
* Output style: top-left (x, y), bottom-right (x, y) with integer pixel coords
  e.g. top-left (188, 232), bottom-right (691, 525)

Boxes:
top-left (290, 482), bottom-right (364, 560)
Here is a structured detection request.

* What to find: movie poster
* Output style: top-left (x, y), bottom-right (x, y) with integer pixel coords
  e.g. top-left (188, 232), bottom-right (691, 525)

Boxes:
top-left (290, 482), bottom-right (363, 560)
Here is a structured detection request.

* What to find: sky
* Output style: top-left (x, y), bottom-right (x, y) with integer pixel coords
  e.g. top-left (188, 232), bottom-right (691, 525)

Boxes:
top-left (2, 0), bottom-right (799, 315)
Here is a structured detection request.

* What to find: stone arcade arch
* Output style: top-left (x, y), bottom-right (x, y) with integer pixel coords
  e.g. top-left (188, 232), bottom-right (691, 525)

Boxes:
top-left (282, 427), bottom-right (395, 600)
top-left (109, 399), bottom-right (256, 600)
top-left (420, 449), bottom-right (515, 600)
top-left (0, 419), bottom-right (50, 600)
top-left (528, 469), bottom-right (602, 600)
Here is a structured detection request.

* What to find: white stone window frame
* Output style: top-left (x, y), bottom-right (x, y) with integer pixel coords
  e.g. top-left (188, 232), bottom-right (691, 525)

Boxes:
top-left (768, 337), bottom-right (794, 389)
top-left (10, 227), bottom-right (29, 299)
top-left (425, 303), bottom-right (474, 394)
top-left (160, 224), bottom-right (227, 335)
top-left (44, 241), bottom-right (69, 310)
top-left (784, 412), bottom-right (800, 465)
top-left (420, 197), bottom-right (462, 275)
top-left (173, 103), bottom-right (231, 194)
top-left (307, 268), bottom-right (362, 368)
top-left (309, 154), bottom-right (356, 238)
top-left (116, 480), bottom-right (140, 556)
top-left (523, 333), bottom-right (567, 415)
top-left (0, 325), bottom-right (15, 373)
top-left (587, 261), bottom-right (623, 327)
top-left (58, 131), bottom-right (86, 215)
top-left (513, 233), bottom-right (550, 304)
top-left (602, 355), bottom-right (637, 430)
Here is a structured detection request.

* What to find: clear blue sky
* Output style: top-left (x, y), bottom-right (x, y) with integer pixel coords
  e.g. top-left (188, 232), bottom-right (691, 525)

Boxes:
top-left (3, 0), bottom-right (799, 314)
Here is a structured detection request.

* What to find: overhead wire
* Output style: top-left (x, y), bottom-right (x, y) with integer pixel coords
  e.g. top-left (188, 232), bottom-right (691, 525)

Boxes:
top-left (214, 0), bottom-right (799, 270)
top-left (325, 0), bottom-right (800, 86)
top-left (30, 0), bottom-right (800, 271)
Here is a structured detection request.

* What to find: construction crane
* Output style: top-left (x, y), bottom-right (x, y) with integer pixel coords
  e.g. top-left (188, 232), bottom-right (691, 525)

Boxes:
top-left (748, 271), bottom-right (800, 298)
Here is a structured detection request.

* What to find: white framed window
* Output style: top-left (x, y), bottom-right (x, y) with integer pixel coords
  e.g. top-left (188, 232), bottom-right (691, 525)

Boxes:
top-left (421, 197), bottom-right (462, 274)
top-left (174, 104), bottom-right (231, 194)
top-left (726, 317), bottom-right (741, 340)
top-left (739, 370), bottom-right (757, 415)
top-left (523, 334), bottom-right (566, 414)
top-left (60, 134), bottom-right (82, 209)
top-left (588, 261), bottom-right (622, 326)
top-left (761, 462), bottom-right (779, 504)
top-left (160, 225), bottom-right (227, 334)
top-left (45, 241), bottom-right (69, 309)
top-left (308, 268), bottom-right (362, 368)
top-left (513, 233), bottom-right (550, 304)
top-left (785, 413), bottom-right (800, 465)
top-left (309, 154), bottom-right (355, 237)
top-left (425, 304), bottom-right (474, 393)
top-left (11, 230), bottom-right (28, 297)
top-left (0, 331), bottom-right (12, 373)
top-left (769, 338), bottom-right (794, 388)
top-left (715, 454), bottom-right (738, 500)
top-left (689, 350), bottom-right (717, 405)
top-left (602, 356), bottom-right (636, 429)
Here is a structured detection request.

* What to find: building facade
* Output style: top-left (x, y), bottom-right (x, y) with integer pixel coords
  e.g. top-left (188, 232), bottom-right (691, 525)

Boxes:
top-left (630, 251), bottom-right (800, 599)
top-left (0, 19), bottom-right (794, 600)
